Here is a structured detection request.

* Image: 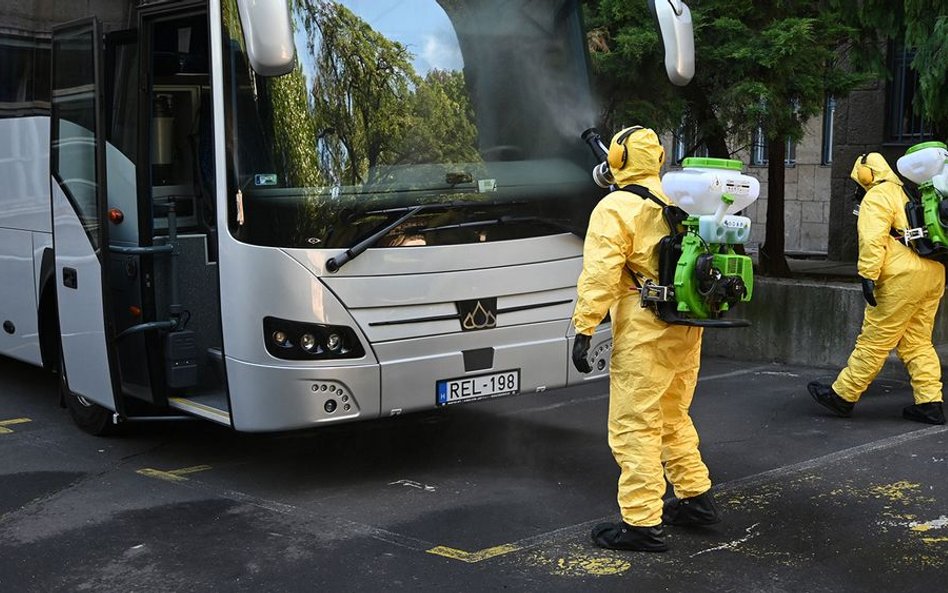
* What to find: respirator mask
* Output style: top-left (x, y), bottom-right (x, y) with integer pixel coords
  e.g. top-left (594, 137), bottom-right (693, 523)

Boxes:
top-left (581, 128), bottom-right (616, 189)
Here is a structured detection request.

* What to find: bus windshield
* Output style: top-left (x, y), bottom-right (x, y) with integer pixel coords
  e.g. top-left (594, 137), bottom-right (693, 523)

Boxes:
top-left (220, 0), bottom-right (600, 249)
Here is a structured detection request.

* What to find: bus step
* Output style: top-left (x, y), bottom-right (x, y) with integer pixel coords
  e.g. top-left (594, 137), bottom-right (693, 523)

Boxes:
top-left (168, 393), bottom-right (230, 426)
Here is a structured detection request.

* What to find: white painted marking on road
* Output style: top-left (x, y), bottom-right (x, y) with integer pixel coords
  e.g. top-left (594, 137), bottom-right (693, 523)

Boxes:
top-left (910, 516), bottom-right (948, 532)
top-left (721, 425), bottom-right (948, 492)
top-left (389, 479), bottom-right (436, 492)
top-left (690, 522), bottom-right (760, 558)
top-left (503, 364), bottom-right (775, 416)
top-left (491, 425), bottom-right (948, 556)
top-left (699, 365), bottom-right (778, 382)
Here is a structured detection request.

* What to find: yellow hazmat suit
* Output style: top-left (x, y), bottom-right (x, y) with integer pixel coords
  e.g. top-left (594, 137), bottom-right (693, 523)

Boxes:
top-left (832, 153), bottom-right (945, 404)
top-left (573, 128), bottom-right (711, 528)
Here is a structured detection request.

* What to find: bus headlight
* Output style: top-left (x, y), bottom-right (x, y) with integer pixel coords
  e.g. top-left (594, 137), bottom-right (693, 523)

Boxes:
top-left (299, 333), bottom-right (317, 352)
top-left (263, 317), bottom-right (365, 360)
top-left (272, 330), bottom-right (289, 347)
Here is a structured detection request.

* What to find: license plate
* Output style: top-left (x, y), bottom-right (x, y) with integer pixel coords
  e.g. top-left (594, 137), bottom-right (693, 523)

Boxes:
top-left (436, 369), bottom-right (520, 406)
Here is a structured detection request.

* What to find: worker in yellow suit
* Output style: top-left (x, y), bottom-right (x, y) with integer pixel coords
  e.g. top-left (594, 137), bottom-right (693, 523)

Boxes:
top-left (808, 153), bottom-right (945, 425)
top-left (572, 127), bottom-right (719, 553)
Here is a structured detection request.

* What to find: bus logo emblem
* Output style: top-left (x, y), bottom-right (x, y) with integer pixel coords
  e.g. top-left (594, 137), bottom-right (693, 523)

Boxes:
top-left (457, 298), bottom-right (497, 331)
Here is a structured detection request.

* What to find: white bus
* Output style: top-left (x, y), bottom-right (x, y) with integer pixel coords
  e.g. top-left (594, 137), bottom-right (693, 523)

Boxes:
top-left (0, 0), bottom-right (692, 434)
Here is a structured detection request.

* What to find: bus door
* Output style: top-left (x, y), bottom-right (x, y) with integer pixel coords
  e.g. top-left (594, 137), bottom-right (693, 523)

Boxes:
top-left (49, 18), bottom-right (120, 412)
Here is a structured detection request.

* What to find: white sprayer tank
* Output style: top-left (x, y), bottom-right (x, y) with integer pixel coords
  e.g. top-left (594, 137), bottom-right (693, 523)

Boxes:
top-left (897, 141), bottom-right (948, 195)
top-left (662, 157), bottom-right (760, 244)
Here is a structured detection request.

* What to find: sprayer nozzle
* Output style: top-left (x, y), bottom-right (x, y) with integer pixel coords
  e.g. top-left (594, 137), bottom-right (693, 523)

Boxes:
top-left (583, 128), bottom-right (610, 164)
top-left (581, 128), bottom-right (600, 142)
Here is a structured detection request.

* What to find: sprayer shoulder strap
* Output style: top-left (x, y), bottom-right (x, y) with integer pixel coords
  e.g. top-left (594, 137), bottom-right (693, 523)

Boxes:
top-left (617, 184), bottom-right (687, 233)
top-left (615, 184), bottom-right (673, 290)
top-left (618, 184), bottom-right (667, 210)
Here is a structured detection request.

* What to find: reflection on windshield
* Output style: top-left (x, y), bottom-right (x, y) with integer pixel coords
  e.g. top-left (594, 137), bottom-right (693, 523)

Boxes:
top-left (221, 0), bottom-right (600, 249)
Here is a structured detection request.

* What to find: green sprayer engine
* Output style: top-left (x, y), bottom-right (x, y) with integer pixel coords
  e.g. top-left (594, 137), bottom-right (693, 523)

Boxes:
top-left (649, 157), bottom-right (760, 327)
top-left (897, 141), bottom-right (948, 258)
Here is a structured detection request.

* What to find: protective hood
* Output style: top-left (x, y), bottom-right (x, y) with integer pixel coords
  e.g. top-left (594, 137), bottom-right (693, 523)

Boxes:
top-left (608, 127), bottom-right (666, 188)
top-left (850, 152), bottom-right (903, 191)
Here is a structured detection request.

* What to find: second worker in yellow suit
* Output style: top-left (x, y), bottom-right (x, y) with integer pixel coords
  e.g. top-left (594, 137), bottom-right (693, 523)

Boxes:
top-left (808, 153), bottom-right (946, 425)
top-left (571, 127), bottom-right (720, 553)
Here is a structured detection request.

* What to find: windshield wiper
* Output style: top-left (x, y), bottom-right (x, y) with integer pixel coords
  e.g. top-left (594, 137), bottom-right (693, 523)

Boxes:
top-left (416, 215), bottom-right (581, 236)
top-left (326, 200), bottom-right (514, 272)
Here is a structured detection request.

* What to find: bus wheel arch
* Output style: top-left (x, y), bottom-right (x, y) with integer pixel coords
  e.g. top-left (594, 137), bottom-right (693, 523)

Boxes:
top-left (60, 368), bottom-right (119, 436)
top-left (56, 335), bottom-right (119, 435)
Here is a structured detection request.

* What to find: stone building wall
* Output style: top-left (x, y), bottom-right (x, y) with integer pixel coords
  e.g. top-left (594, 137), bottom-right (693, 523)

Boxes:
top-left (741, 116), bottom-right (833, 254)
top-left (827, 80), bottom-right (905, 262)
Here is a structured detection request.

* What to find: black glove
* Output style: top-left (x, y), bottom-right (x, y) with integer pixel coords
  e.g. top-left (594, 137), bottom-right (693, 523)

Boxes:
top-left (860, 277), bottom-right (877, 307)
top-left (572, 333), bottom-right (592, 374)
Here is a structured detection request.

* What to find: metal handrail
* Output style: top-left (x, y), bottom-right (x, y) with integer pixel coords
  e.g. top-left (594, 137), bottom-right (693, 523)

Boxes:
top-left (115, 320), bottom-right (177, 340)
top-left (109, 244), bottom-right (174, 255)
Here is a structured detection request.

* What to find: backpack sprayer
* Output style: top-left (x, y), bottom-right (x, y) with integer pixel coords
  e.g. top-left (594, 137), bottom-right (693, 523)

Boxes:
top-left (583, 129), bottom-right (760, 327)
top-left (896, 141), bottom-right (948, 258)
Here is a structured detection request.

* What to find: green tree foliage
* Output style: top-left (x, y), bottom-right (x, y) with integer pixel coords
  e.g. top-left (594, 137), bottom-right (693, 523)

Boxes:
top-left (297, 1), bottom-right (420, 186)
top-left (583, 0), bottom-right (874, 275)
top-left (223, 0), bottom-right (482, 245)
top-left (394, 69), bottom-right (480, 166)
top-left (836, 0), bottom-right (948, 134)
top-left (226, 0), bottom-right (481, 190)
top-left (904, 1), bottom-right (948, 132)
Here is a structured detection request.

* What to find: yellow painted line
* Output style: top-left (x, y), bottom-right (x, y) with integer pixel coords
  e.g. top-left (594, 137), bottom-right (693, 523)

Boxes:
top-left (921, 536), bottom-right (948, 544)
top-left (427, 543), bottom-right (520, 563)
top-left (136, 464), bottom-right (213, 483)
top-left (0, 417), bottom-right (31, 434)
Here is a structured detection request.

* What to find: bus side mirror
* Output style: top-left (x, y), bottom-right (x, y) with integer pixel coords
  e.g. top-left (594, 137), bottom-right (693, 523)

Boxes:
top-left (235, 0), bottom-right (296, 77)
top-left (649, 0), bottom-right (695, 86)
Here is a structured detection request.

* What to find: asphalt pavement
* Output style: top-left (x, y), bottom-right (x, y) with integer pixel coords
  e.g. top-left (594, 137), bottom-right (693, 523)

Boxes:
top-left (0, 354), bottom-right (945, 592)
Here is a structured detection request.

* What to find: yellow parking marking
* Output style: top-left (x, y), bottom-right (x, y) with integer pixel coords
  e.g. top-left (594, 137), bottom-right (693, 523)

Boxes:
top-left (526, 545), bottom-right (632, 577)
top-left (427, 543), bottom-right (520, 563)
top-left (136, 465), bottom-right (213, 482)
top-left (0, 417), bottom-right (31, 434)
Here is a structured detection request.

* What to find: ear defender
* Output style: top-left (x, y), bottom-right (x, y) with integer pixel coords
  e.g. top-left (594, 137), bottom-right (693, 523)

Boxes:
top-left (856, 153), bottom-right (874, 187)
top-left (607, 126), bottom-right (643, 170)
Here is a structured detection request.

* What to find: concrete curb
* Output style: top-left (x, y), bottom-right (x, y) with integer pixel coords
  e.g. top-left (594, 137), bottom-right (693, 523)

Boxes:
top-left (702, 277), bottom-right (948, 374)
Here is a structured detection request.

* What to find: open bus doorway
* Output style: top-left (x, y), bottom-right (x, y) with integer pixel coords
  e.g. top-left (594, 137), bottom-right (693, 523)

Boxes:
top-left (52, 1), bottom-right (229, 433)
top-left (137, 3), bottom-right (229, 425)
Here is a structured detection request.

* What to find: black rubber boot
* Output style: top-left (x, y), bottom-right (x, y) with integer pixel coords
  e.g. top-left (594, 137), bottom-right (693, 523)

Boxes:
top-left (590, 522), bottom-right (668, 552)
top-left (808, 381), bottom-right (854, 417)
top-left (903, 402), bottom-right (946, 425)
top-left (662, 491), bottom-right (721, 526)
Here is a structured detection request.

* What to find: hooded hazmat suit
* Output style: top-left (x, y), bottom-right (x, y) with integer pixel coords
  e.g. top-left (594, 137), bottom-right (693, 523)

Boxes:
top-left (573, 128), bottom-right (712, 530)
top-left (831, 153), bottom-right (945, 404)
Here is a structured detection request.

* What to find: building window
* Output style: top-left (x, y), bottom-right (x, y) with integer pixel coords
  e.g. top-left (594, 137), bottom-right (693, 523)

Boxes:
top-left (821, 95), bottom-right (836, 165)
top-left (750, 127), bottom-right (795, 167)
top-left (751, 127), bottom-right (767, 166)
top-left (672, 118), bottom-right (708, 164)
top-left (886, 44), bottom-right (933, 143)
